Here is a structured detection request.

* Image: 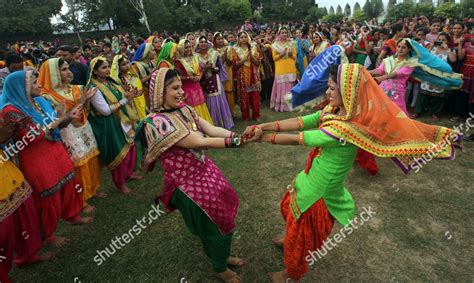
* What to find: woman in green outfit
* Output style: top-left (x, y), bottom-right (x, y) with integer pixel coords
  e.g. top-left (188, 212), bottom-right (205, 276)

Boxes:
top-left (249, 63), bottom-right (461, 282)
top-left (87, 56), bottom-right (142, 194)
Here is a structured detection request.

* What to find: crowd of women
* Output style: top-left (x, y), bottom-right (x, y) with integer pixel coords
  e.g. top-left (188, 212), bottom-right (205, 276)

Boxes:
top-left (0, 16), bottom-right (471, 282)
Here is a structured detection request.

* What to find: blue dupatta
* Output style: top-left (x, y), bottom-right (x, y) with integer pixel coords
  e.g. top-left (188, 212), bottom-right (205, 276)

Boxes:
top-left (0, 71), bottom-right (60, 141)
top-left (290, 45), bottom-right (347, 110)
top-left (296, 37), bottom-right (310, 75)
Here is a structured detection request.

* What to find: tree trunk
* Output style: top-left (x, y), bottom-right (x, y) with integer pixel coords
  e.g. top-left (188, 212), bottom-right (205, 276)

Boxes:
top-left (142, 11), bottom-right (151, 34)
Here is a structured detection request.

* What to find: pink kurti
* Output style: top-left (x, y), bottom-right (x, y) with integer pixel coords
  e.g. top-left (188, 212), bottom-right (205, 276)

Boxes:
top-left (376, 62), bottom-right (414, 114)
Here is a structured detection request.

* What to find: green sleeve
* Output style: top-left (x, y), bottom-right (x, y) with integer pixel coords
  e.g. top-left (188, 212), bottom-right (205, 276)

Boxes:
top-left (302, 129), bottom-right (338, 147)
top-left (300, 110), bottom-right (322, 130)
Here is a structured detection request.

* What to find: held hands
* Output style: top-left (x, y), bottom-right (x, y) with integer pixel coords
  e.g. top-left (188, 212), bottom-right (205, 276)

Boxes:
top-left (242, 125), bottom-right (263, 143)
top-left (0, 116), bottom-right (30, 143)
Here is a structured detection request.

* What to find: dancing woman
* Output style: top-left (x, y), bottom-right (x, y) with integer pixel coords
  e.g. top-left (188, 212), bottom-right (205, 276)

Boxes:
top-left (175, 39), bottom-right (214, 124)
top-left (136, 68), bottom-right (259, 282)
top-left (87, 57), bottom-right (141, 194)
top-left (196, 35), bottom-right (234, 129)
top-left (251, 64), bottom-right (460, 282)
top-left (0, 71), bottom-right (93, 248)
top-left (230, 31), bottom-right (262, 121)
top-left (156, 42), bottom-right (177, 69)
top-left (0, 120), bottom-right (55, 281)
top-left (131, 43), bottom-right (158, 108)
top-left (38, 58), bottom-right (103, 212)
top-left (111, 54), bottom-right (147, 120)
top-left (213, 32), bottom-right (236, 113)
top-left (270, 27), bottom-right (297, 112)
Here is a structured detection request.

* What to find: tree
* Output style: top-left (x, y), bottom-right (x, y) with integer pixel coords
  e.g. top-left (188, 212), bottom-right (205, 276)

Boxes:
top-left (352, 10), bottom-right (367, 22)
top-left (434, 2), bottom-right (462, 20)
top-left (321, 14), bottom-right (344, 23)
top-left (363, 0), bottom-right (384, 20)
top-left (215, 0), bottom-right (252, 24)
top-left (305, 7), bottom-right (328, 23)
top-left (385, 2), bottom-right (413, 23)
top-left (0, 0), bottom-right (61, 38)
top-left (461, 0), bottom-right (474, 18)
top-left (129, 0), bottom-right (151, 33)
top-left (56, 0), bottom-right (89, 43)
top-left (411, 3), bottom-right (434, 17)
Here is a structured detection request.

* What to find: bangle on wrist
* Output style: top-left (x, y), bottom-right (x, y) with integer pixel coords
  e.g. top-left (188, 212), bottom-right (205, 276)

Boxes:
top-left (297, 117), bottom-right (304, 130)
top-left (270, 133), bottom-right (277, 144)
top-left (224, 136), bottom-right (243, 148)
top-left (275, 121), bottom-right (281, 132)
top-left (298, 132), bottom-right (305, 146)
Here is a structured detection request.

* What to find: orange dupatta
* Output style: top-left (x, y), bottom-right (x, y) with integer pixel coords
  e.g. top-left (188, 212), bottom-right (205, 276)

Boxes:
top-left (38, 58), bottom-right (86, 124)
top-left (319, 64), bottom-right (461, 173)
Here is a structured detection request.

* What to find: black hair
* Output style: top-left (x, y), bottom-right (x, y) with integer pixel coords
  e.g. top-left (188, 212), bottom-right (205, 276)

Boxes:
top-left (453, 22), bottom-right (465, 29)
top-left (5, 52), bottom-right (22, 66)
top-left (329, 64), bottom-right (338, 84)
top-left (57, 58), bottom-right (66, 68)
top-left (438, 32), bottom-right (451, 42)
top-left (72, 46), bottom-right (81, 53)
top-left (164, 69), bottom-right (180, 85)
top-left (391, 23), bottom-right (404, 35)
top-left (92, 59), bottom-right (107, 78)
top-left (58, 45), bottom-right (74, 54)
top-left (119, 41), bottom-right (127, 46)
top-left (379, 28), bottom-right (389, 35)
top-left (431, 18), bottom-right (441, 24)
top-left (82, 44), bottom-right (92, 51)
top-left (136, 37), bottom-right (145, 45)
top-left (104, 42), bottom-right (112, 48)
top-left (47, 48), bottom-right (57, 57)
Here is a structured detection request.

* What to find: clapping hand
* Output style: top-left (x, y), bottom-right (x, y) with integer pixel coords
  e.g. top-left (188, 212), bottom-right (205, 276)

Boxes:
top-left (69, 104), bottom-right (84, 120)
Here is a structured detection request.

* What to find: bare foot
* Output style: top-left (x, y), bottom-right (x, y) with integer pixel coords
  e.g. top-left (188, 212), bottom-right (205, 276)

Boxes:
top-left (95, 192), bottom-right (107, 198)
top-left (267, 270), bottom-right (295, 283)
top-left (82, 203), bottom-right (96, 213)
top-left (68, 216), bottom-right (94, 225)
top-left (216, 268), bottom-right (240, 282)
top-left (37, 252), bottom-right (56, 262)
top-left (129, 173), bottom-right (143, 180)
top-left (118, 185), bottom-right (132, 194)
top-left (227, 256), bottom-right (245, 267)
top-left (272, 236), bottom-right (285, 248)
top-left (45, 236), bottom-right (70, 248)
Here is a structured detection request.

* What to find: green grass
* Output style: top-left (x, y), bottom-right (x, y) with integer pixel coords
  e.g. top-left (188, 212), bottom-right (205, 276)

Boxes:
top-left (10, 106), bottom-right (474, 282)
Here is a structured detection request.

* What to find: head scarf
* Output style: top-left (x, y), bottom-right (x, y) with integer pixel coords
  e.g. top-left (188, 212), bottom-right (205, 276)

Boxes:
top-left (319, 64), bottom-right (461, 173)
top-left (110, 54), bottom-right (126, 84)
top-left (0, 70), bottom-right (60, 140)
top-left (384, 38), bottom-right (463, 89)
top-left (38, 58), bottom-right (86, 123)
top-left (88, 56), bottom-right (138, 126)
top-left (176, 39), bottom-right (200, 76)
top-left (149, 68), bottom-right (171, 112)
top-left (237, 31), bottom-right (252, 47)
top-left (157, 42), bottom-right (177, 68)
top-left (131, 43), bottom-right (154, 62)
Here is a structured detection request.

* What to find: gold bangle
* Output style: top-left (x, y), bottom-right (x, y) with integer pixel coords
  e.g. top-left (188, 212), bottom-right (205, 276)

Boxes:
top-left (298, 132), bottom-right (305, 146)
top-left (297, 117), bottom-right (304, 130)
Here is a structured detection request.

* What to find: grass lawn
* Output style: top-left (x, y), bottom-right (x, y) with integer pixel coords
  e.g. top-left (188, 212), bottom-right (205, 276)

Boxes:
top-left (10, 106), bottom-right (474, 282)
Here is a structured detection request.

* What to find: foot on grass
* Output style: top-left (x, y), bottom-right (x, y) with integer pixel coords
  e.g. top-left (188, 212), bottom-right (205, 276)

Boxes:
top-left (45, 236), bottom-right (70, 248)
top-left (129, 172), bottom-right (143, 180)
top-left (68, 216), bottom-right (93, 225)
top-left (267, 270), bottom-right (296, 283)
top-left (118, 185), bottom-right (132, 194)
top-left (94, 192), bottom-right (107, 198)
top-left (227, 256), bottom-right (245, 267)
top-left (272, 236), bottom-right (285, 248)
top-left (82, 203), bottom-right (96, 213)
top-left (216, 268), bottom-right (240, 283)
